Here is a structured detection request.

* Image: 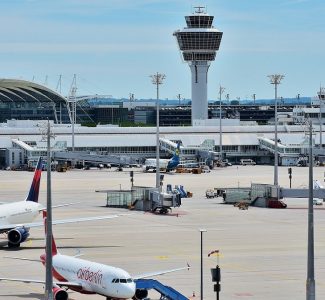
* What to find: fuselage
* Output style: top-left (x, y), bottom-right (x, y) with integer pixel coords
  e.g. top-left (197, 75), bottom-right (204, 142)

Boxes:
top-left (0, 201), bottom-right (42, 226)
top-left (40, 254), bottom-right (136, 299)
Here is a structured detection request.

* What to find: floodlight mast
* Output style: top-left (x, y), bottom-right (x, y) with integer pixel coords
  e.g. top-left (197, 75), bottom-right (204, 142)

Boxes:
top-left (268, 74), bottom-right (284, 188)
top-left (150, 72), bottom-right (166, 190)
top-left (67, 74), bottom-right (77, 152)
top-left (318, 86), bottom-right (325, 149)
top-left (306, 120), bottom-right (315, 300)
top-left (219, 86), bottom-right (225, 161)
top-left (43, 120), bottom-right (55, 300)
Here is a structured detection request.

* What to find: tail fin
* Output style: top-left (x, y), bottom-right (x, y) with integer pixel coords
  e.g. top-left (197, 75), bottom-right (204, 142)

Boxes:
top-left (42, 210), bottom-right (58, 256)
top-left (26, 157), bottom-right (43, 202)
top-left (172, 143), bottom-right (180, 163)
top-left (167, 143), bottom-right (180, 170)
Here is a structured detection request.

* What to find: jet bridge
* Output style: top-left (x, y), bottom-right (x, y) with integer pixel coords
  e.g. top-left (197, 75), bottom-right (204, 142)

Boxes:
top-left (281, 188), bottom-right (325, 199)
top-left (95, 186), bottom-right (182, 213)
top-left (53, 151), bottom-right (135, 165)
top-left (220, 182), bottom-right (325, 208)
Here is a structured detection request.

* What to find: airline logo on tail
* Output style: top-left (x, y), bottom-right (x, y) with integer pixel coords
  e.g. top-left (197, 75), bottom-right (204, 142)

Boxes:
top-left (26, 157), bottom-right (43, 203)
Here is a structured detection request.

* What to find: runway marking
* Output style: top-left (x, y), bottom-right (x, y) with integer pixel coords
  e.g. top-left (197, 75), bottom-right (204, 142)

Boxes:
top-left (156, 256), bottom-right (169, 260)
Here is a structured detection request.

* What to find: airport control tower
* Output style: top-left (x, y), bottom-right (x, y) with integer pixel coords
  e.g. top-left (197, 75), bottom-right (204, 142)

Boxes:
top-left (174, 7), bottom-right (223, 124)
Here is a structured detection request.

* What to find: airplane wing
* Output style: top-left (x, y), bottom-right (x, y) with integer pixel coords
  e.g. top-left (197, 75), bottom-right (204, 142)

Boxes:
top-left (0, 214), bottom-right (123, 233)
top-left (0, 277), bottom-right (82, 288)
top-left (3, 256), bottom-right (41, 262)
top-left (38, 202), bottom-right (81, 212)
top-left (133, 264), bottom-right (190, 280)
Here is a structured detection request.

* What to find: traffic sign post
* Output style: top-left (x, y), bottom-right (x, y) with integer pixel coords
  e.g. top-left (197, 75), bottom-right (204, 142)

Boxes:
top-left (288, 167), bottom-right (292, 188)
top-left (211, 265), bottom-right (221, 300)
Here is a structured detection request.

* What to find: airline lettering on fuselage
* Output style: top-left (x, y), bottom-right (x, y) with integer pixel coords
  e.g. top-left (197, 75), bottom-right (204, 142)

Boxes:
top-left (77, 267), bottom-right (103, 285)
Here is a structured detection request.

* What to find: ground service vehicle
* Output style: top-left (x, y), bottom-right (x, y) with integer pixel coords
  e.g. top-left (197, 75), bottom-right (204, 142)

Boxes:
top-left (240, 159), bottom-right (256, 166)
top-left (206, 189), bottom-right (215, 198)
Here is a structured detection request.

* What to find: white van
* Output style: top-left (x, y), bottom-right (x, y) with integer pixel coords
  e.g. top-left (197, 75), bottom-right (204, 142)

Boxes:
top-left (240, 159), bottom-right (256, 166)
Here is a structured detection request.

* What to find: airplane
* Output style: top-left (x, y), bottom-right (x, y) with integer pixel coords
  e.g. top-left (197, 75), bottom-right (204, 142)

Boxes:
top-left (0, 157), bottom-right (125, 249)
top-left (0, 211), bottom-right (190, 300)
top-left (142, 143), bottom-right (181, 172)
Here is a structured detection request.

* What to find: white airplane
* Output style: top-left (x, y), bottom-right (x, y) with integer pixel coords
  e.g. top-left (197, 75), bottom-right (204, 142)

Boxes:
top-left (0, 211), bottom-right (190, 300)
top-left (142, 143), bottom-right (180, 172)
top-left (0, 157), bottom-right (124, 249)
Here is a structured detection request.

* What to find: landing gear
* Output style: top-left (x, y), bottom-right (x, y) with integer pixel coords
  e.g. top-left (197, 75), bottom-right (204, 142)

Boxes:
top-left (152, 207), bottom-right (171, 214)
top-left (8, 242), bottom-right (20, 248)
top-left (159, 207), bottom-right (169, 214)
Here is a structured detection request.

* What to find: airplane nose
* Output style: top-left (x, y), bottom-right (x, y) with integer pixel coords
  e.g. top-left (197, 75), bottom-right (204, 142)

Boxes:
top-left (127, 283), bottom-right (136, 297)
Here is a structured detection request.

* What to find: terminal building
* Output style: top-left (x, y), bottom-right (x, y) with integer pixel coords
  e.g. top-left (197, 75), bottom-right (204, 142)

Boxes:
top-left (1, 118), bottom-right (324, 169)
top-left (0, 80), bottom-right (325, 169)
top-left (0, 79), bottom-right (324, 168)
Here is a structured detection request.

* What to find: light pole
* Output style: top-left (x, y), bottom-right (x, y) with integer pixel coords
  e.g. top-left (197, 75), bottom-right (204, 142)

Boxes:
top-left (44, 120), bottom-right (55, 300)
top-left (219, 86), bottom-right (225, 162)
top-left (307, 120), bottom-right (315, 300)
top-left (177, 93), bottom-right (182, 106)
top-left (200, 229), bottom-right (207, 300)
top-left (150, 72), bottom-right (166, 191)
top-left (252, 93), bottom-right (256, 105)
top-left (318, 87), bottom-right (325, 149)
top-left (268, 74), bottom-right (284, 188)
top-left (67, 74), bottom-right (77, 153)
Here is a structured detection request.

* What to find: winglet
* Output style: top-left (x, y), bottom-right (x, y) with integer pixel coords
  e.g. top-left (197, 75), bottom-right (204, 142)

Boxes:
top-left (26, 157), bottom-right (43, 202)
top-left (42, 210), bottom-right (58, 256)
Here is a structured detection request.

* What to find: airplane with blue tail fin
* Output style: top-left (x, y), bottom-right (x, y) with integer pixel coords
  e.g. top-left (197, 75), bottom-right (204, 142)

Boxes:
top-left (143, 143), bottom-right (181, 172)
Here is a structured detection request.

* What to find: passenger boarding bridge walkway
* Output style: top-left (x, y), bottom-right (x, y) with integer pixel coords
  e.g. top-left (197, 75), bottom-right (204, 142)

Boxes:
top-left (53, 151), bottom-right (136, 165)
top-left (258, 137), bottom-right (302, 157)
top-left (160, 139), bottom-right (180, 155)
top-left (136, 279), bottom-right (189, 300)
top-left (159, 138), bottom-right (212, 162)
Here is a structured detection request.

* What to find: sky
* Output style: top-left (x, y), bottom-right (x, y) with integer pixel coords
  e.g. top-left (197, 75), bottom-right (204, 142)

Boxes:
top-left (0, 0), bottom-right (324, 101)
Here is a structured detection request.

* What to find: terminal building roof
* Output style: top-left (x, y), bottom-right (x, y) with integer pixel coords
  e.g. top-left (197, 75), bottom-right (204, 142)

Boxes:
top-left (0, 79), bottom-right (67, 104)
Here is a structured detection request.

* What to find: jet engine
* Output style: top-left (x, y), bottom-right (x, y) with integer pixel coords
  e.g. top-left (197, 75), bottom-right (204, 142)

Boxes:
top-left (7, 227), bottom-right (30, 247)
top-left (133, 289), bottom-right (148, 300)
top-left (53, 287), bottom-right (68, 300)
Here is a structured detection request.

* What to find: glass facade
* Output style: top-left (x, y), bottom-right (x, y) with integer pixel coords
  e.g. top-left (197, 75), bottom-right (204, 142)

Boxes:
top-left (185, 15), bottom-right (214, 28)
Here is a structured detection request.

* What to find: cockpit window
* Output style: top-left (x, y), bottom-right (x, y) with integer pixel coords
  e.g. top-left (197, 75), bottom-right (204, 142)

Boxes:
top-left (112, 278), bottom-right (133, 284)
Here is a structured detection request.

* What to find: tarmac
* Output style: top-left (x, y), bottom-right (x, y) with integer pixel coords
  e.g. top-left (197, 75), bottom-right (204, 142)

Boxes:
top-left (1, 165), bottom-right (325, 300)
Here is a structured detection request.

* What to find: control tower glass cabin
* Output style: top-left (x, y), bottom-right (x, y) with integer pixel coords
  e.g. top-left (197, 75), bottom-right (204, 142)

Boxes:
top-left (174, 8), bottom-right (223, 124)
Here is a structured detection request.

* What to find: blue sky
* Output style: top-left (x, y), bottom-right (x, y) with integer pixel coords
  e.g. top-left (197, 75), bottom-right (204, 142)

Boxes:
top-left (0, 0), bottom-right (324, 100)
